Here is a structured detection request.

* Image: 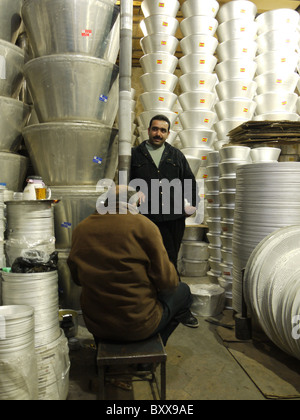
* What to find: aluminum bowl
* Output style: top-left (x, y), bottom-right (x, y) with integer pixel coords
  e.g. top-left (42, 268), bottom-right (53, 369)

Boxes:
top-left (183, 155), bottom-right (202, 177)
top-left (207, 151), bottom-right (220, 165)
top-left (220, 206), bottom-right (235, 221)
top-left (220, 191), bottom-right (236, 207)
top-left (219, 176), bottom-right (236, 192)
top-left (179, 129), bottom-right (216, 149)
top-left (0, 0), bottom-right (22, 43)
top-left (22, 0), bottom-right (120, 62)
top-left (0, 152), bottom-right (28, 191)
top-left (179, 72), bottom-right (218, 93)
top-left (206, 179), bottom-right (220, 193)
top-left (181, 147), bottom-right (212, 162)
top-left (181, 0), bottom-right (219, 18)
top-left (140, 72), bottom-right (178, 93)
top-left (140, 34), bottom-right (178, 55)
top-left (207, 232), bottom-right (222, 247)
top-left (141, 0), bottom-right (180, 18)
top-left (217, 0), bottom-right (257, 23)
top-left (24, 54), bottom-right (119, 126)
top-left (219, 146), bottom-right (251, 162)
top-left (180, 34), bottom-right (218, 56)
top-left (180, 16), bottom-right (218, 37)
top-left (140, 91), bottom-right (177, 111)
top-left (215, 59), bottom-right (257, 82)
top-left (253, 112), bottom-right (299, 122)
top-left (216, 80), bottom-right (257, 101)
top-left (178, 91), bottom-right (216, 111)
top-left (254, 72), bottom-right (300, 95)
top-left (255, 9), bottom-right (300, 35)
top-left (138, 110), bottom-right (178, 130)
top-left (179, 54), bottom-right (217, 74)
top-left (207, 165), bottom-right (220, 178)
top-left (215, 99), bottom-right (256, 121)
top-left (179, 110), bottom-right (217, 130)
top-left (219, 160), bottom-right (249, 176)
top-left (140, 15), bottom-right (179, 37)
top-left (214, 119), bottom-right (247, 140)
top-left (217, 39), bottom-right (258, 62)
top-left (256, 30), bottom-right (300, 54)
top-left (0, 40), bottom-right (24, 99)
top-left (254, 93), bottom-right (298, 114)
top-left (140, 52), bottom-right (178, 74)
top-left (217, 19), bottom-right (258, 43)
top-left (255, 51), bottom-right (299, 75)
top-left (250, 147), bottom-right (281, 163)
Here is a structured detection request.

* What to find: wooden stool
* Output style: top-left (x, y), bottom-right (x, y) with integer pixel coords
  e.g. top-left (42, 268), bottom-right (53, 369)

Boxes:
top-left (96, 334), bottom-right (167, 400)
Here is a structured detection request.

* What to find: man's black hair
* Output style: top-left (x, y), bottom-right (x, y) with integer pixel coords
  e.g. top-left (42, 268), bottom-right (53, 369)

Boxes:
top-left (149, 114), bottom-right (171, 132)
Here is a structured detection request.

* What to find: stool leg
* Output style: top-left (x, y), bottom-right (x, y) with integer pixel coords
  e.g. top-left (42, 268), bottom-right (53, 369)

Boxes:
top-left (160, 361), bottom-right (166, 400)
top-left (98, 366), bottom-right (106, 400)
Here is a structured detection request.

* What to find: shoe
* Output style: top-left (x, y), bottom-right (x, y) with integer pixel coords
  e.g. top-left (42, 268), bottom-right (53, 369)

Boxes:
top-left (181, 313), bottom-right (199, 328)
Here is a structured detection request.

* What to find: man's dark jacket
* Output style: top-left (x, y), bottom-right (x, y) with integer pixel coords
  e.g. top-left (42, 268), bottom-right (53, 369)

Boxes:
top-left (130, 141), bottom-right (199, 223)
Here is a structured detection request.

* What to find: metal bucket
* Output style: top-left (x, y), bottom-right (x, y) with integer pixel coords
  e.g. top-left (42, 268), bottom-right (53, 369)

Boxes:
top-left (24, 55), bottom-right (119, 126)
top-left (0, 152), bottom-right (28, 191)
top-left (0, 0), bottom-right (23, 43)
top-left (0, 40), bottom-right (25, 99)
top-left (22, 0), bottom-right (120, 63)
top-left (23, 122), bottom-right (119, 186)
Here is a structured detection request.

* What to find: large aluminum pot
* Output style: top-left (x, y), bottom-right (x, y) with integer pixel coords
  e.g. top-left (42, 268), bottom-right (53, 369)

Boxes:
top-left (179, 110), bottom-right (217, 130)
top-left (217, 39), bottom-right (258, 62)
top-left (217, 0), bottom-right (257, 23)
top-left (179, 54), bottom-right (217, 74)
top-left (254, 72), bottom-right (300, 95)
top-left (180, 16), bottom-right (218, 37)
top-left (254, 93), bottom-right (298, 114)
top-left (140, 15), bottom-right (179, 37)
top-left (216, 80), bottom-right (257, 101)
top-left (140, 72), bottom-right (178, 93)
top-left (181, 0), bottom-right (219, 18)
top-left (0, 0), bottom-right (22, 43)
top-left (23, 122), bottom-right (119, 186)
top-left (140, 34), bottom-right (178, 55)
top-left (0, 152), bottom-right (28, 191)
top-left (141, 0), bottom-right (180, 18)
top-left (256, 29), bottom-right (300, 54)
top-left (140, 91), bottom-right (177, 111)
top-left (24, 55), bottom-right (119, 127)
top-left (179, 91), bottom-right (216, 111)
top-left (255, 51), bottom-right (299, 75)
top-left (215, 99), bottom-right (256, 120)
top-left (0, 97), bottom-right (31, 152)
top-left (179, 72), bottom-right (218, 93)
top-left (180, 35), bottom-right (218, 56)
top-left (22, 0), bottom-right (120, 63)
top-left (217, 19), bottom-right (258, 43)
top-left (0, 40), bottom-right (24, 99)
top-left (140, 52), bottom-right (178, 74)
top-left (216, 59), bottom-right (257, 82)
top-left (255, 9), bottom-right (300, 35)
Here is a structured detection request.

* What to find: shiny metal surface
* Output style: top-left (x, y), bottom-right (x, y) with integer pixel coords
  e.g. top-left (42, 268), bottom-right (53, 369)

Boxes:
top-left (181, 0), bottom-right (219, 18)
top-left (256, 29), bottom-right (300, 54)
top-left (255, 9), bottom-right (300, 35)
top-left (179, 129), bottom-right (216, 149)
top-left (254, 72), bottom-right (299, 95)
top-left (0, 97), bottom-right (31, 152)
top-left (217, 39), bottom-right (258, 62)
top-left (253, 112), bottom-right (299, 122)
top-left (140, 15), bottom-right (179, 37)
top-left (140, 34), bottom-right (178, 55)
top-left (178, 92), bottom-right (216, 111)
top-left (217, 0), bottom-right (257, 23)
top-left (140, 52), bottom-right (178, 74)
top-left (0, 40), bottom-right (24, 99)
top-left (141, 0), bottom-right (180, 18)
top-left (181, 241), bottom-right (209, 261)
top-left (215, 99), bottom-right (256, 121)
top-left (180, 35), bottom-right (218, 56)
top-left (182, 155), bottom-right (201, 177)
top-left (140, 91), bottom-right (177, 111)
top-left (255, 51), bottom-right (299, 75)
top-left (219, 146), bottom-right (251, 162)
top-left (179, 72), bottom-right (218, 93)
top-left (220, 176), bottom-right (236, 191)
top-left (0, 152), bottom-right (28, 191)
top-left (0, 0), bottom-right (23, 43)
top-left (214, 119), bottom-right (247, 140)
top-left (255, 93), bottom-right (298, 114)
top-left (217, 19), bottom-right (258, 43)
top-left (216, 80), bottom-right (257, 101)
top-left (22, 0), bottom-right (120, 63)
top-left (23, 122), bottom-right (119, 185)
top-left (180, 16), bottom-right (218, 37)
top-left (215, 59), bottom-right (257, 82)
top-left (24, 55), bottom-right (119, 126)
top-left (180, 110), bottom-right (217, 130)
top-left (179, 54), bottom-right (217, 75)
top-left (250, 147), bottom-right (281, 163)
top-left (140, 72), bottom-right (178, 93)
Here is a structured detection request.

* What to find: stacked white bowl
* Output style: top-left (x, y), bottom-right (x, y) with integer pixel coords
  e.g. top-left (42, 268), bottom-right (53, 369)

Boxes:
top-left (218, 145), bottom-right (252, 309)
top-left (205, 151), bottom-right (222, 283)
top-left (138, 0), bottom-right (180, 136)
top-left (215, 1), bottom-right (258, 148)
top-left (178, 0), bottom-right (219, 168)
top-left (253, 9), bottom-right (300, 123)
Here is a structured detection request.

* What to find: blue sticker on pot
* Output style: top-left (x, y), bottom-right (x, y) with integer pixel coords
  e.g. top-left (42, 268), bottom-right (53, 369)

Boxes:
top-left (61, 222), bottom-right (72, 228)
top-left (93, 156), bottom-right (102, 164)
top-left (99, 94), bottom-right (108, 103)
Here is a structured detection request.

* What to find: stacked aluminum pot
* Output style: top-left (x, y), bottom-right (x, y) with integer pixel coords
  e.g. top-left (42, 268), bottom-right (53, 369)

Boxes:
top-left (254, 9), bottom-right (300, 123)
top-left (138, 0), bottom-right (180, 142)
top-left (215, 0), bottom-right (258, 148)
top-left (21, 0), bottom-right (120, 310)
top-left (0, 1), bottom-right (30, 192)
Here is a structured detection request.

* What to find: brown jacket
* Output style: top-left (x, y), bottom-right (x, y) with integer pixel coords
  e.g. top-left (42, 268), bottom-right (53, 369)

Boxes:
top-left (67, 211), bottom-right (179, 341)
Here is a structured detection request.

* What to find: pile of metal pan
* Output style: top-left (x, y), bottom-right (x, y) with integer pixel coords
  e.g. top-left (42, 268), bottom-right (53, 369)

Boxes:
top-left (0, 305), bottom-right (38, 400)
top-left (232, 162), bottom-right (300, 314)
top-left (214, 0), bottom-right (258, 147)
top-left (21, 0), bottom-right (120, 310)
top-left (0, 0), bottom-right (30, 191)
top-left (244, 226), bottom-right (300, 361)
top-left (253, 9), bottom-right (300, 122)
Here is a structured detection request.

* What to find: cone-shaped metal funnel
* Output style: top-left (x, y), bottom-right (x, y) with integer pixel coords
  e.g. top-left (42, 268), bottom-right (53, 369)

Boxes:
top-left (0, 97), bottom-right (31, 152)
top-left (24, 55), bottom-right (119, 126)
top-left (0, 40), bottom-right (25, 99)
top-left (23, 122), bottom-right (119, 185)
top-left (0, 0), bottom-right (22, 43)
top-left (22, 0), bottom-right (120, 63)
top-left (0, 152), bottom-right (28, 191)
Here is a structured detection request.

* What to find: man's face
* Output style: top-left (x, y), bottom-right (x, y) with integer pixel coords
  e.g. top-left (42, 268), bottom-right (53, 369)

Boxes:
top-left (148, 119), bottom-right (170, 148)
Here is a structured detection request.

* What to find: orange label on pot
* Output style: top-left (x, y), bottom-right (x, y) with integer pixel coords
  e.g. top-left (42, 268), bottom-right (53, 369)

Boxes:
top-left (157, 60), bottom-right (163, 64)
top-left (162, 21), bottom-right (168, 27)
top-left (160, 80), bottom-right (166, 85)
top-left (161, 41), bottom-right (167, 46)
top-left (202, 138), bottom-right (208, 142)
top-left (158, 97), bottom-right (165, 102)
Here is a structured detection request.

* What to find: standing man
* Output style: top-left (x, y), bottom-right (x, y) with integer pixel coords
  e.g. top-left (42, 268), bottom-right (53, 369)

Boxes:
top-left (130, 114), bottom-right (199, 271)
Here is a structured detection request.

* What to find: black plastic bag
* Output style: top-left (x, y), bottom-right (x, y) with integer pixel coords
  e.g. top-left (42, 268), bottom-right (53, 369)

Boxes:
top-left (11, 250), bottom-right (58, 273)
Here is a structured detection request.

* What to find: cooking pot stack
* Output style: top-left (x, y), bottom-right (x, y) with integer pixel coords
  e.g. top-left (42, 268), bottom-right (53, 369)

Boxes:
top-left (253, 9), bottom-right (300, 124)
top-left (0, 0), bottom-right (30, 193)
top-left (138, 0), bottom-right (180, 145)
top-left (20, 0), bottom-right (120, 310)
top-left (214, 0), bottom-right (258, 149)
top-left (178, 0), bottom-right (219, 176)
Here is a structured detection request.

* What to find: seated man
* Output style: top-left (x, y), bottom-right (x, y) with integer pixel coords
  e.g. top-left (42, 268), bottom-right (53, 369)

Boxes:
top-left (67, 185), bottom-right (198, 347)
